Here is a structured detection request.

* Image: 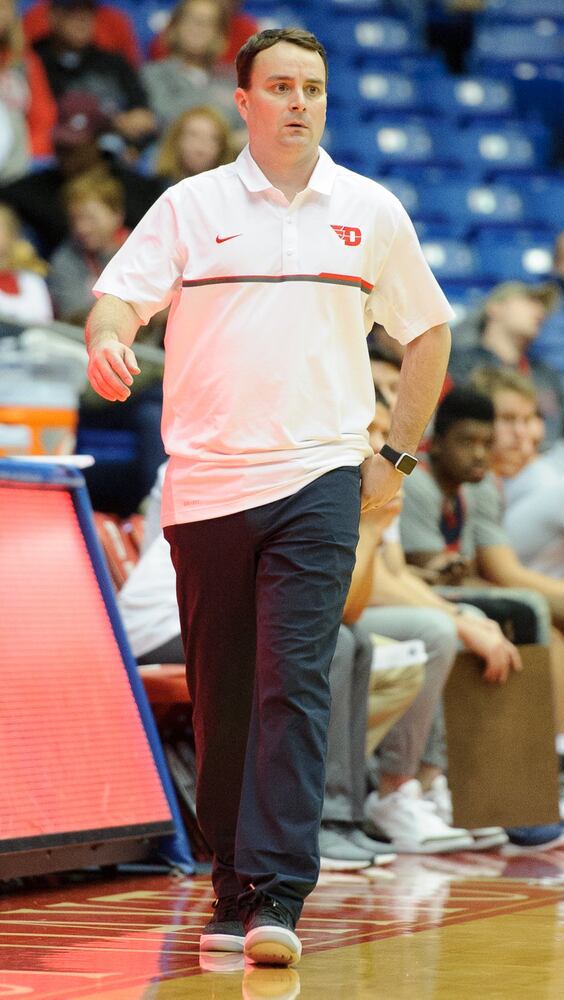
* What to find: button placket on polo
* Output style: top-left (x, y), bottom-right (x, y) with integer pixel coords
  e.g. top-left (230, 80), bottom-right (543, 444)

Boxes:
top-left (282, 206), bottom-right (299, 274)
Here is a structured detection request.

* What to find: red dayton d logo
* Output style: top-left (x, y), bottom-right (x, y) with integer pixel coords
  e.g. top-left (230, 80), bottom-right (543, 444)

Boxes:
top-left (331, 224), bottom-right (362, 247)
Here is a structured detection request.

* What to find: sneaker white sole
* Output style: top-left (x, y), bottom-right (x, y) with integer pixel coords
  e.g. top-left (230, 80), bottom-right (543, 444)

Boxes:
top-left (244, 926), bottom-right (302, 966)
top-left (390, 835), bottom-right (476, 854)
top-left (468, 831), bottom-right (509, 851)
top-left (319, 856), bottom-right (373, 871)
top-left (199, 932), bottom-right (244, 953)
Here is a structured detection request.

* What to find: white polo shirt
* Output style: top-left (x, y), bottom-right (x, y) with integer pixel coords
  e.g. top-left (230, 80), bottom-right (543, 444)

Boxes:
top-left (94, 145), bottom-right (453, 526)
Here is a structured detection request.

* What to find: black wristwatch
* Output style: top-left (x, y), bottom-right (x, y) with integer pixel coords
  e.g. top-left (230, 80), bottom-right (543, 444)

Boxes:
top-left (379, 443), bottom-right (418, 476)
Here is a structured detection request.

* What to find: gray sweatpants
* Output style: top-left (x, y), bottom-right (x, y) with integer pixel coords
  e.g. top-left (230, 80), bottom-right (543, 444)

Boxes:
top-left (361, 607), bottom-right (459, 778)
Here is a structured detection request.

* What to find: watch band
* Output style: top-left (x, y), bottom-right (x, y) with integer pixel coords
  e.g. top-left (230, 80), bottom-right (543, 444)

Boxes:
top-left (379, 443), bottom-right (418, 476)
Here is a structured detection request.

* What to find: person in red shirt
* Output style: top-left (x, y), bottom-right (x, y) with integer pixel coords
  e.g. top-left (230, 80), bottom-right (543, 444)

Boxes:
top-left (23, 0), bottom-right (140, 67)
top-left (148, 0), bottom-right (257, 65)
top-left (0, 0), bottom-right (57, 178)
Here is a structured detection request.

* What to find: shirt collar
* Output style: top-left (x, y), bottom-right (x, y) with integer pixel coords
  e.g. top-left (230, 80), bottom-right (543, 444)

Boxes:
top-left (235, 144), bottom-right (337, 196)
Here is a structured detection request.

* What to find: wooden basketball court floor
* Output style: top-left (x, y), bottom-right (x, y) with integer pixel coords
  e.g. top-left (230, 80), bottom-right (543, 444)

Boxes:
top-left (2, 849), bottom-right (564, 1000)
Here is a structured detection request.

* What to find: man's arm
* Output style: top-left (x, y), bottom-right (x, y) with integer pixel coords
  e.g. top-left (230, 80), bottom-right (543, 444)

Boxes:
top-left (342, 501), bottom-right (400, 625)
top-left (477, 543), bottom-right (564, 627)
top-left (85, 294), bottom-right (142, 402)
top-left (374, 540), bottom-right (521, 683)
top-left (361, 322), bottom-right (451, 511)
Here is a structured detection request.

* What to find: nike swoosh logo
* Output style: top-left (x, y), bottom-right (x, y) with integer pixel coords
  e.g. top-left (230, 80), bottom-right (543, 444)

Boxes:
top-left (216, 233), bottom-right (242, 244)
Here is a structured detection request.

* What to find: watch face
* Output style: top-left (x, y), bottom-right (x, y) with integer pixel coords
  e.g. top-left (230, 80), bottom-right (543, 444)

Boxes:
top-left (397, 453), bottom-right (418, 475)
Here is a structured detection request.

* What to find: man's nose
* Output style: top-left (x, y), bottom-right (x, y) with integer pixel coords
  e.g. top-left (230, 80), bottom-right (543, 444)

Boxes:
top-left (289, 89), bottom-right (306, 110)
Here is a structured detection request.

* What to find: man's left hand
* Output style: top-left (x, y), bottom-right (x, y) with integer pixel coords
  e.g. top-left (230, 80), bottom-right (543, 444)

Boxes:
top-left (360, 453), bottom-right (403, 512)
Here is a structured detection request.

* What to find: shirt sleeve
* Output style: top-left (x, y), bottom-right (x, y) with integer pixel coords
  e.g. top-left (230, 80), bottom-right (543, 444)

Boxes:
top-left (93, 190), bottom-right (187, 324)
top-left (366, 199), bottom-right (454, 345)
top-left (399, 467), bottom-right (447, 555)
top-left (471, 477), bottom-right (511, 549)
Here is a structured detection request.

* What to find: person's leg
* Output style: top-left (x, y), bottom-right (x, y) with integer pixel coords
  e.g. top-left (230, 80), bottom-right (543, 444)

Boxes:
top-left (361, 607), bottom-right (473, 852)
top-left (323, 623), bottom-right (372, 826)
top-left (362, 608), bottom-right (458, 785)
top-left (165, 513), bottom-right (258, 903)
top-left (365, 660), bottom-right (425, 757)
top-left (437, 586), bottom-right (551, 645)
top-left (236, 467), bottom-right (361, 926)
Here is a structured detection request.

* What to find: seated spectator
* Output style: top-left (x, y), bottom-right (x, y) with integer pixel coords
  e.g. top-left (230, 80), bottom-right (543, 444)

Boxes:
top-left (23, 0), bottom-right (140, 67)
top-left (48, 173), bottom-right (127, 324)
top-left (154, 105), bottom-right (234, 184)
top-left (471, 367), bottom-right (564, 742)
top-left (148, 0), bottom-right (258, 68)
top-left (141, 0), bottom-right (244, 135)
top-left (359, 391), bottom-right (514, 853)
top-left (400, 386), bottom-right (563, 625)
top-left (0, 90), bottom-right (165, 255)
top-left (449, 281), bottom-right (563, 446)
top-left (0, 0), bottom-right (57, 182)
top-left (529, 232), bottom-right (564, 387)
top-left (33, 0), bottom-right (156, 151)
top-left (0, 202), bottom-right (52, 324)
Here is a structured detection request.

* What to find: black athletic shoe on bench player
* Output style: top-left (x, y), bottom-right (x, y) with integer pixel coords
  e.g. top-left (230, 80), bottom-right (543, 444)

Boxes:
top-left (199, 894), bottom-right (244, 952)
top-left (243, 895), bottom-right (302, 967)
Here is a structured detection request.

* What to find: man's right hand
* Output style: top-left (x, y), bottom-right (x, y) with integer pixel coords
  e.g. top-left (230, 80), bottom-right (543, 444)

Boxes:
top-left (87, 337), bottom-right (141, 402)
top-left (456, 613), bottom-right (522, 684)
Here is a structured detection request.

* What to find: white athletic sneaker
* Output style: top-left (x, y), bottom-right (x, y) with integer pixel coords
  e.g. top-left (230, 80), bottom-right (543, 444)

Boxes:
top-left (364, 779), bottom-right (475, 854)
top-left (423, 775), bottom-right (508, 850)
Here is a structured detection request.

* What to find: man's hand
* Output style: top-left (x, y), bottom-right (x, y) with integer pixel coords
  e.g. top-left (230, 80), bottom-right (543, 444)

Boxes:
top-left (87, 336), bottom-right (141, 402)
top-left (360, 453), bottom-right (403, 512)
top-left (456, 614), bottom-right (523, 684)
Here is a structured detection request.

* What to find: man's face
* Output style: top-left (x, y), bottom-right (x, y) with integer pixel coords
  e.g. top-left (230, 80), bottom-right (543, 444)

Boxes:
top-left (371, 359), bottom-right (400, 408)
top-left (51, 6), bottom-right (95, 49)
top-left (175, 0), bottom-right (223, 60)
top-left (179, 114), bottom-right (223, 174)
top-left (432, 419), bottom-right (495, 485)
top-left (235, 41), bottom-right (327, 159)
top-left (486, 293), bottom-right (547, 344)
top-left (491, 389), bottom-right (538, 478)
top-left (68, 199), bottom-right (123, 253)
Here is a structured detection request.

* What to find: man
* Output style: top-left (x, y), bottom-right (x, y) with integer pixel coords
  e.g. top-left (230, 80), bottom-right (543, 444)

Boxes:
top-left (85, 28), bottom-right (453, 967)
top-left (449, 281), bottom-right (562, 445)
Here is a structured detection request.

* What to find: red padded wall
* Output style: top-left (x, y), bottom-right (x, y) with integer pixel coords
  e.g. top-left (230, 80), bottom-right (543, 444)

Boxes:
top-left (0, 483), bottom-right (172, 843)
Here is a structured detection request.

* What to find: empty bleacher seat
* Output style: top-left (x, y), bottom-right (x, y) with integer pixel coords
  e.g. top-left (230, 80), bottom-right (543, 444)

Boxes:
top-left (420, 239), bottom-right (484, 282)
top-left (427, 76), bottom-right (515, 120)
top-left (473, 21), bottom-right (564, 65)
top-left (474, 230), bottom-right (554, 283)
top-left (454, 122), bottom-right (550, 175)
top-left (480, 1), bottom-right (564, 24)
top-left (320, 16), bottom-right (420, 57)
top-left (419, 180), bottom-right (529, 234)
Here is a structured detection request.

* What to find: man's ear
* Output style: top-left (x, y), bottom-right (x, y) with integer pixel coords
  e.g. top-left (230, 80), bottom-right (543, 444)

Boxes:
top-left (234, 88), bottom-right (248, 122)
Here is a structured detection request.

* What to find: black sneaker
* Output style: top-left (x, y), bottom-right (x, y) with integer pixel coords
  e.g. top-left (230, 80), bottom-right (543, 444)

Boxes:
top-left (199, 894), bottom-right (245, 953)
top-left (243, 895), bottom-right (302, 966)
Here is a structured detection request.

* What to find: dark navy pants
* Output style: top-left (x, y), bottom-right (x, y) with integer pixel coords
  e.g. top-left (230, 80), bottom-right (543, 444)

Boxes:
top-left (164, 466), bottom-right (361, 922)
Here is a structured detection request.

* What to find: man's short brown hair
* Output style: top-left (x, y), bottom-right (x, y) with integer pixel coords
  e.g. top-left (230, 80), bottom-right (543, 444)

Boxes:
top-left (236, 28), bottom-right (328, 89)
top-left (470, 366), bottom-right (538, 406)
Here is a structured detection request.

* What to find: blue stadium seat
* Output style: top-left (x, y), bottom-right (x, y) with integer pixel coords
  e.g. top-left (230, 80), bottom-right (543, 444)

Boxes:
top-left (349, 69), bottom-right (426, 114)
top-left (320, 16), bottom-right (420, 57)
top-left (474, 233), bottom-right (554, 283)
top-left (419, 180), bottom-right (529, 233)
top-left (454, 122), bottom-right (550, 176)
top-left (473, 22), bottom-right (564, 65)
top-left (349, 119), bottom-right (458, 172)
top-left (479, 1), bottom-right (564, 24)
top-left (420, 239), bottom-right (484, 282)
top-left (427, 76), bottom-right (515, 121)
